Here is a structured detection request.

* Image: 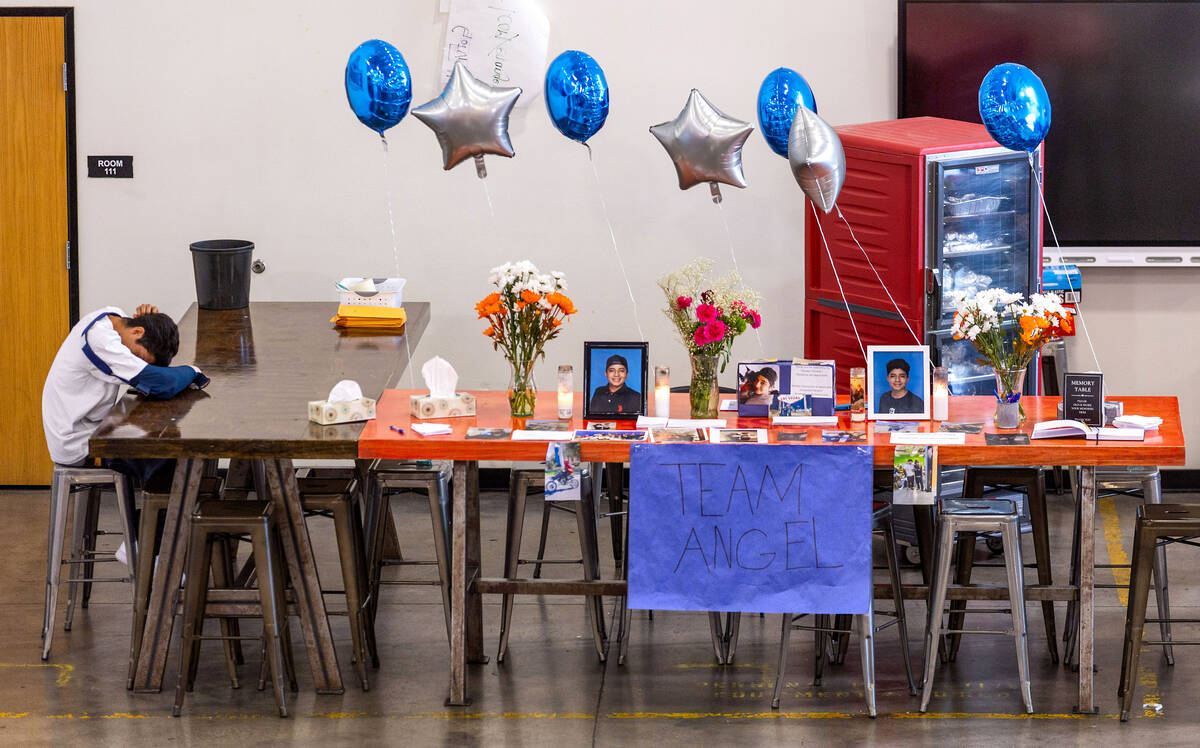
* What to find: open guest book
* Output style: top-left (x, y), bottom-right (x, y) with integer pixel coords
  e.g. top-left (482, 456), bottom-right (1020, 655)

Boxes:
top-left (1031, 420), bottom-right (1145, 441)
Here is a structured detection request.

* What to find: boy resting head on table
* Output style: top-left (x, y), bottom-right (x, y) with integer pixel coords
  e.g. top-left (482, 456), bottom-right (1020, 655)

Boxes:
top-left (42, 304), bottom-right (209, 485)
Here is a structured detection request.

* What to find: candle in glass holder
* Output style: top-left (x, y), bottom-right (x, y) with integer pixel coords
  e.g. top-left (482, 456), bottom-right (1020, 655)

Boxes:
top-left (654, 365), bottom-right (671, 418)
top-left (849, 367), bottom-right (866, 422)
top-left (557, 365), bottom-right (573, 419)
top-left (932, 366), bottom-right (950, 421)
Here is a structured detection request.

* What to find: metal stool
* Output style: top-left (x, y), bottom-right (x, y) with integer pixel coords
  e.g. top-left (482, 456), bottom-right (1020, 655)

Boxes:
top-left (365, 460), bottom-right (453, 653)
top-left (921, 499), bottom-right (1032, 714)
top-left (174, 500), bottom-right (296, 718)
top-left (769, 505), bottom-right (917, 715)
top-left (1066, 466), bottom-right (1171, 667)
top-left (949, 467), bottom-right (1058, 663)
top-left (1119, 504), bottom-right (1200, 721)
top-left (43, 465), bottom-right (137, 661)
top-left (297, 477), bottom-right (372, 690)
top-left (497, 466), bottom-right (606, 663)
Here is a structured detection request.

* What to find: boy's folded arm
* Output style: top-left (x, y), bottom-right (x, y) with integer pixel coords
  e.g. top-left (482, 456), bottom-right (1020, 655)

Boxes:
top-left (129, 365), bottom-right (207, 399)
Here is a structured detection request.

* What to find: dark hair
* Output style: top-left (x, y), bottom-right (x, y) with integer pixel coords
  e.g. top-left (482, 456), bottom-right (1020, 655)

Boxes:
top-left (885, 358), bottom-right (910, 375)
top-left (126, 313), bottom-right (179, 366)
top-left (753, 367), bottom-right (778, 385)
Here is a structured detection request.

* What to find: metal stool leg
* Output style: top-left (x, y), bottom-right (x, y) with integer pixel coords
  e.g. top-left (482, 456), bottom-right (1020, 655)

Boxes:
top-left (882, 512), bottom-right (917, 695)
top-left (497, 472), bottom-right (530, 663)
top-left (1118, 516), bottom-right (1156, 721)
top-left (1145, 474), bottom-right (1174, 665)
top-left (64, 488), bottom-right (92, 632)
top-left (920, 518), bottom-right (956, 712)
top-left (79, 486), bottom-right (103, 611)
top-left (771, 613), bottom-right (794, 709)
top-left (532, 499), bottom-right (553, 579)
top-left (1001, 517), bottom-right (1033, 713)
top-left (253, 525), bottom-right (290, 718)
top-left (174, 531), bottom-right (215, 716)
top-left (576, 473), bottom-right (607, 662)
top-left (427, 475), bottom-right (453, 642)
top-left (945, 530), bottom-right (976, 662)
top-left (42, 473), bottom-right (71, 660)
top-left (330, 499), bottom-right (370, 690)
top-left (1026, 475), bottom-right (1059, 664)
top-left (859, 602), bottom-right (877, 718)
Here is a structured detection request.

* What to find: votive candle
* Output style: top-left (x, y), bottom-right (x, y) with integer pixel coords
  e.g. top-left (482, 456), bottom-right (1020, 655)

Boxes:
top-left (654, 365), bottom-right (671, 418)
top-left (849, 367), bottom-right (867, 422)
top-left (557, 364), bottom-right (573, 419)
top-left (932, 366), bottom-right (950, 421)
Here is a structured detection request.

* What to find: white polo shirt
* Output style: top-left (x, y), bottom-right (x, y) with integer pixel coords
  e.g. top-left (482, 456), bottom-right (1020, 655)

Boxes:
top-left (42, 307), bottom-right (152, 465)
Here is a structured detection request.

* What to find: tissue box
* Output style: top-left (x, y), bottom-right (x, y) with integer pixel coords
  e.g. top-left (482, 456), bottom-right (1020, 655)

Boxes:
top-left (308, 397), bottom-right (377, 425)
top-left (410, 393), bottom-right (477, 419)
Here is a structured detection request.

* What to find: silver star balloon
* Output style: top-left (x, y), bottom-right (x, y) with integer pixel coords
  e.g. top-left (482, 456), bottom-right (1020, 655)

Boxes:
top-left (411, 61), bottom-right (522, 178)
top-left (649, 89), bottom-right (754, 203)
top-left (788, 106), bottom-right (845, 214)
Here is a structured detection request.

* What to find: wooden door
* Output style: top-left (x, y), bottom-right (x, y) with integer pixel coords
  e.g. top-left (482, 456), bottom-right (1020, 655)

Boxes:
top-left (0, 14), bottom-right (72, 484)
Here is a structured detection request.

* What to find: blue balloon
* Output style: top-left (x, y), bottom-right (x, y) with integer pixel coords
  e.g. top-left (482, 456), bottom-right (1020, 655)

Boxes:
top-left (345, 40), bottom-right (412, 135)
top-left (978, 63), bottom-right (1051, 152)
top-left (544, 50), bottom-right (609, 143)
top-left (757, 68), bottom-right (817, 158)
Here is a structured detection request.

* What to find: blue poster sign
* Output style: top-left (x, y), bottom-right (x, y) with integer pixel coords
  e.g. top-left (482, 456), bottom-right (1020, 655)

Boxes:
top-left (628, 444), bottom-right (873, 614)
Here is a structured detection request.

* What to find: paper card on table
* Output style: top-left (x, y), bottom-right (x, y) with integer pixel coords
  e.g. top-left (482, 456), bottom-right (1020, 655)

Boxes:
top-left (636, 415), bottom-right (669, 428)
top-left (512, 430), bottom-right (574, 441)
top-left (719, 398), bottom-right (738, 411)
top-left (410, 423), bottom-right (453, 436)
top-left (822, 430), bottom-right (867, 443)
top-left (890, 431), bottom-right (966, 445)
top-left (709, 428), bottom-right (768, 444)
top-left (628, 444), bottom-right (873, 614)
top-left (774, 415), bottom-right (837, 426)
top-left (774, 431), bottom-right (809, 442)
top-left (668, 418), bottom-right (727, 428)
top-left (939, 422), bottom-right (984, 434)
top-left (891, 445), bottom-right (938, 505)
top-left (573, 430), bottom-right (647, 442)
top-left (465, 426), bottom-right (511, 439)
top-left (525, 419), bottom-right (571, 431)
top-left (648, 427), bottom-right (708, 443)
top-left (790, 359), bottom-right (836, 416)
top-left (544, 442), bottom-right (582, 501)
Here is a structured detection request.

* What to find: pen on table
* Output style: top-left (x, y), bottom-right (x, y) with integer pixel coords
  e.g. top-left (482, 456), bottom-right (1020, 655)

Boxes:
top-left (389, 425), bottom-right (405, 435)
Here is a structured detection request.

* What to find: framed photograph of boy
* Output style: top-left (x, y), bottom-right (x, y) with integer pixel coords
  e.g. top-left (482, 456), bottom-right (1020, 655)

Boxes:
top-left (866, 345), bottom-right (931, 421)
top-left (583, 341), bottom-right (648, 420)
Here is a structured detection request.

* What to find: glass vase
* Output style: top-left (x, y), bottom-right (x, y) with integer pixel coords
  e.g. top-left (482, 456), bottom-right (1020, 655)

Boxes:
top-left (508, 359), bottom-right (537, 418)
top-left (992, 366), bottom-right (1027, 428)
top-left (689, 353), bottom-right (720, 419)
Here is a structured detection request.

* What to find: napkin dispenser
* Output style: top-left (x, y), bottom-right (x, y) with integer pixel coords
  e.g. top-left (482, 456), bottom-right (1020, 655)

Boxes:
top-left (308, 380), bottom-right (377, 425)
top-left (409, 356), bottom-right (477, 419)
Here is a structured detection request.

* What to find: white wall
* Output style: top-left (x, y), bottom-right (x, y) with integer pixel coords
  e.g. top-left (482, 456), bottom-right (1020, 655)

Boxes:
top-left (22, 0), bottom-right (1194, 464)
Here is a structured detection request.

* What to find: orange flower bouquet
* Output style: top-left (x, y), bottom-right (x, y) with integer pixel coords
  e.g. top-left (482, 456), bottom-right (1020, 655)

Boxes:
top-left (952, 289), bottom-right (1073, 423)
top-left (476, 261), bottom-right (577, 417)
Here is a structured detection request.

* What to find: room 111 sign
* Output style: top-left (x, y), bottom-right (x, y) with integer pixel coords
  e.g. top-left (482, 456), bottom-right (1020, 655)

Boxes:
top-left (87, 155), bottom-right (133, 178)
top-left (627, 444), bottom-right (873, 615)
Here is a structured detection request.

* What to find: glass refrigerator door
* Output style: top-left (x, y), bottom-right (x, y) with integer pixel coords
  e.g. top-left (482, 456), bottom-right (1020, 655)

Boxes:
top-left (928, 152), bottom-right (1038, 331)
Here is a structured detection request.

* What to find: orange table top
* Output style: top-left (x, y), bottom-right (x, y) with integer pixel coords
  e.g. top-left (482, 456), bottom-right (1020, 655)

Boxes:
top-left (357, 391), bottom-right (1185, 467)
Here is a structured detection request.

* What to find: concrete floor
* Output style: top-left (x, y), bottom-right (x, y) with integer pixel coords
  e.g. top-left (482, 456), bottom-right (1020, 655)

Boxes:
top-left (1, 482), bottom-right (1199, 747)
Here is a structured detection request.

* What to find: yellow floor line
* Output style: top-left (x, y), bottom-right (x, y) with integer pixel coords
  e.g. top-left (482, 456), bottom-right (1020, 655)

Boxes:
top-left (1098, 496), bottom-right (1162, 719)
top-left (0, 710), bottom-right (1131, 721)
top-left (0, 664), bottom-right (73, 687)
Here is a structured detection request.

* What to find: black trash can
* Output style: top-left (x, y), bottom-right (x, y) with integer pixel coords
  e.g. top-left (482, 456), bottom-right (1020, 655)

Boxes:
top-left (190, 240), bottom-right (254, 310)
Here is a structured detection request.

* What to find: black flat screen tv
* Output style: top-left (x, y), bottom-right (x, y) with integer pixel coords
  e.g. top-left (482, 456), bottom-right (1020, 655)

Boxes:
top-left (900, 1), bottom-right (1200, 251)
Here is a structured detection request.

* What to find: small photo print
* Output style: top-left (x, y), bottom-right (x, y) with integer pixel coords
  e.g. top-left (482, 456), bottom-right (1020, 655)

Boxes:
top-left (939, 422), bottom-right (985, 434)
top-left (874, 421), bottom-right (918, 433)
top-left (544, 442), bottom-right (583, 502)
top-left (985, 432), bottom-right (1031, 446)
top-left (822, 430), bottom-right (868, 443)
top-left (573, 430), bottom-right (647, 442)
top-left (649, 427), bottom-right (708, 443)
top-left (525, 419), bottom-right (572, 432)
top-left (892, 445), bottom-right (938, 505)
top-left (586, 421), bottom-right (618, 430)
top-left (465, 427), bottom-right (511, 439)
top-left (710, 428), bottom-right (768, 444)
top-left (774, 431), bottom-right (810, 442)
top-left (777, 394), bottom-right (811, 417)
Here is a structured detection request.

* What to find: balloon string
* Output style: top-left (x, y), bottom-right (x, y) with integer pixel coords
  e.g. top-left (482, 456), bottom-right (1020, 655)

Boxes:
top-left (834, 205), bottom-right (922, 345)
top-left (1027, 151), bottom-right (1106, 394)
top-left (588, 153), bottom-right (645, 342)
top-left (480, 177), bottom-right (496, 221)
top-left (716, 199), bottom-right (765, 355)
top-left (380, 133), bottom-right (415, 388)
top-left (812, 202), bottom-right (866, 363)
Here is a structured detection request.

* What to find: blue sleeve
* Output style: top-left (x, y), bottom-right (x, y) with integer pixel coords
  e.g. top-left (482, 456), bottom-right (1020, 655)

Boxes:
top-left (129, 365), bottom-right (201, 399)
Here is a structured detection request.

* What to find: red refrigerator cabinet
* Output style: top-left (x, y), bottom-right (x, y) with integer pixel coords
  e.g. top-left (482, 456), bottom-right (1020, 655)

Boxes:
top-left (804, 117), bottom-right (1044, 395)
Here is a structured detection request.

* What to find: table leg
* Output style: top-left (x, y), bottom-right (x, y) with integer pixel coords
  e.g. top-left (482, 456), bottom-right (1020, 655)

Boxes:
top-left (263, 458), bottom-right (344, 694)
top-left (914, 505), bottom-right (937, 584)
top-left (131, 458), bottom-right (206, 693)
top-left (1076, 466), bottom-right (1097, 713)
top-left (465, 461), bottom-right (487, 665)
top-left (449, 460), bottom-right (470, 705)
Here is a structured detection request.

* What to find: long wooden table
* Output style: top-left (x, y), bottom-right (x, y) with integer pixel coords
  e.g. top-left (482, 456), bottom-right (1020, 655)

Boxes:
top-left (359, 390), bottom-right (1185, 712)
top-left (90, 301), bottom-right (428, 694)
